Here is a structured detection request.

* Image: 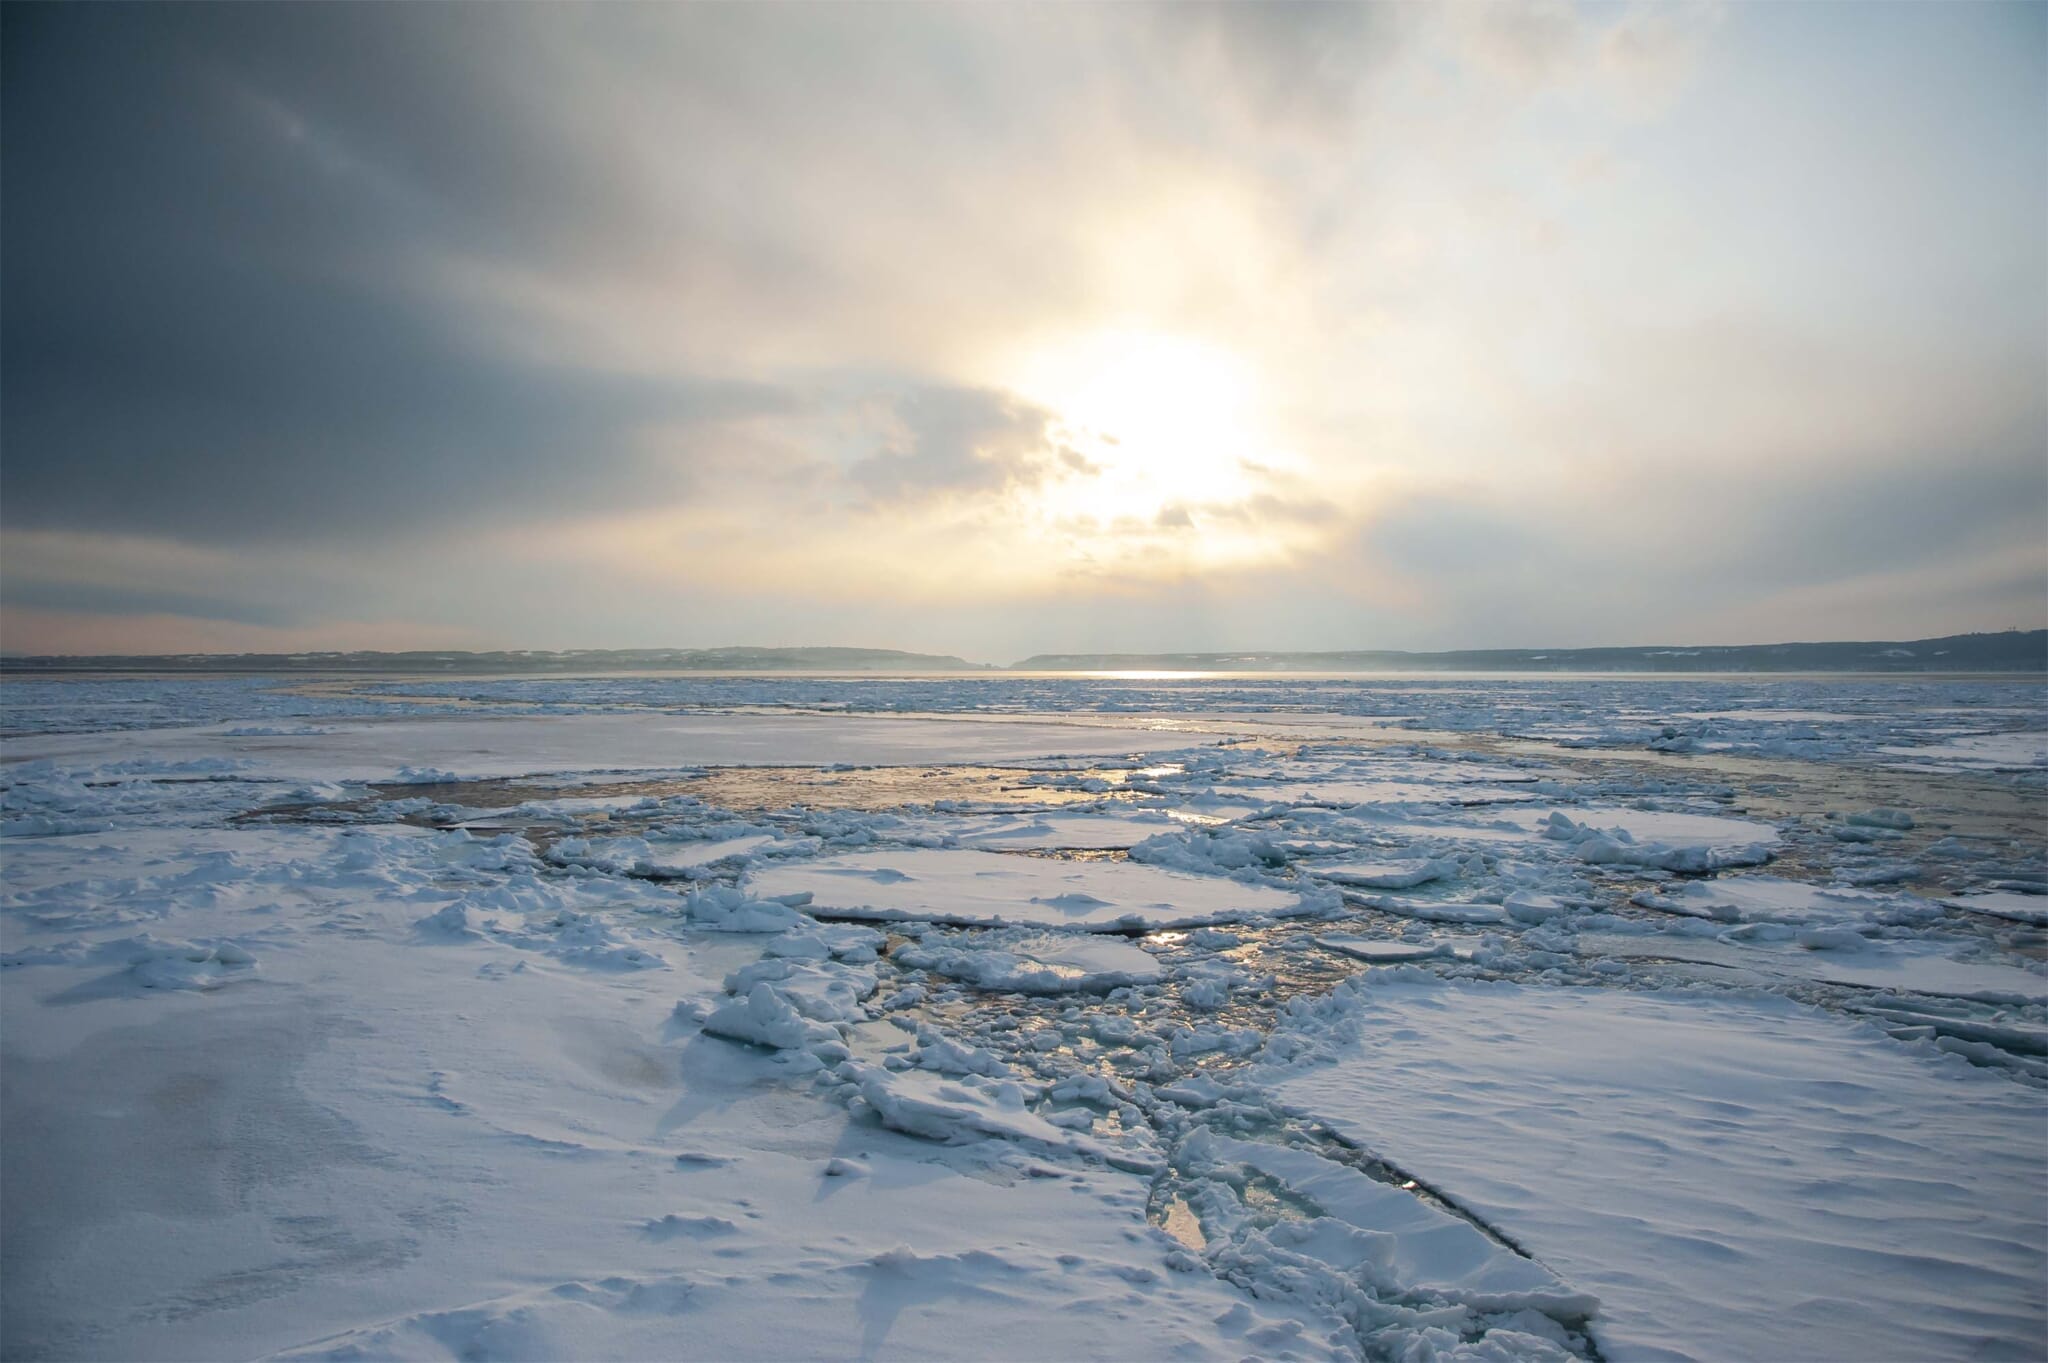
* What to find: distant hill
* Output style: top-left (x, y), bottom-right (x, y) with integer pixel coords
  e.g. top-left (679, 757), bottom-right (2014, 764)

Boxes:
top-left (0, 646), bottom-right (984, 674)
top-left (6, 631), bottom-right (2042, 676)
top-left (1010, 630), bottom-right (2048, 674)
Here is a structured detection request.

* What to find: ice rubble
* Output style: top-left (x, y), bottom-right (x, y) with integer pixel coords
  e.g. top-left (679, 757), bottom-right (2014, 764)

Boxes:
top-left (1175, 1130), bottom-right (1596, 1320)
top-left (1534, 808), bottom-right (1777, 872)
top-left (893, 932), bottom-right (1163, 993)
top-left (547, 831), bottom-right (777, 877)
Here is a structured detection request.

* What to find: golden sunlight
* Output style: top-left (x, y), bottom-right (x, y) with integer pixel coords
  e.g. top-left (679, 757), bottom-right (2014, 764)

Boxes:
top-left (1012, 329), bottom-right (1267, 533)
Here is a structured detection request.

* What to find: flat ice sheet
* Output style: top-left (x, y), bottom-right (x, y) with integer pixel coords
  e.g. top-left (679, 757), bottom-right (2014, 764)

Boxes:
top-left (1636, 875), bottom-right (1900, 923)
top-left (1506, 805), bottom-right (1781, 849)
top-left (1270, 980), bottom-right (2048, 1363)
top-left (946, 810), bottom-right (1183, 850)
top-left (1580, 931), bottom-right (2048, 1004)
top-left (1883, 733), bottom-right (2048, 771)
top-left (1210, 778), bottom-right (1536, 809)
top-left (747, 848), bottom-right (1306, 930)
top-left (1315, 934), bottom-right (1455, 963)
top-left (1944, 891), bottom-right (2048, 925)
top-left (2, 712), bottom-right (1226, 783)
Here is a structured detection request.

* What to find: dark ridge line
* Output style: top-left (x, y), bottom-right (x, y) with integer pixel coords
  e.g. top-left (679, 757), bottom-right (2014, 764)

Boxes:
top-left (1012, 629), bottom-right (2048, 674)
top-left (3, 629), bottom-right (2043, 674)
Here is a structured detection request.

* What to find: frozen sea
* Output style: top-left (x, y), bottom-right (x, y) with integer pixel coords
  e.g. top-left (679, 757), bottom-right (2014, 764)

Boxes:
top-left (2, 671), bottom-right (2044, 1362)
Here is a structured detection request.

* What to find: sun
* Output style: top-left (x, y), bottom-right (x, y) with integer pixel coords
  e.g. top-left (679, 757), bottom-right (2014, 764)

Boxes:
top-left (1010, 329), bottom-right (1264, 530)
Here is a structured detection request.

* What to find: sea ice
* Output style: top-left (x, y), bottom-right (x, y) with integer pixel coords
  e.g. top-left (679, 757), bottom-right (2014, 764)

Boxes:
top-left (1943, 890), bottom-right (2048, 924)
top-left (1632, 875), bottom-right (1908, 924)
top-left (946, 810), bottom-right (1183, 850)
top-left (744, 848), bottom-right (1311, 930)
top-left (1268, 978), bottom-right (2048, 1363)
top-left (1309, 858), bottom-right (1446, 889)
top-left (894, 932), bottom-right (1163, 993)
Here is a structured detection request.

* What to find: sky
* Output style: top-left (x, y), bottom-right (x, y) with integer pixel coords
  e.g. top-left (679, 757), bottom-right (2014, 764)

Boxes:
top-left (3, 1), bottom-right (2043, 662)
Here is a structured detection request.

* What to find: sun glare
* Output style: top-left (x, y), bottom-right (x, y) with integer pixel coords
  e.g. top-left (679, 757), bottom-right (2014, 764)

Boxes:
top-left (1012, 330), bottom-right (1266, 534)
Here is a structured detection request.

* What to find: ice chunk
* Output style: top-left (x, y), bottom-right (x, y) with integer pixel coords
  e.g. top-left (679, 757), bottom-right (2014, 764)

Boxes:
top-left (121, 936), bottom-right (259, 991)
top-left (746, 848), bottom-right (1307, 930)
top-left (1352, 897), bottom-right (1508, 925)
top-left (1311, 859), bottom-right (1445, 890)
top-left (894, 933), bottom-right (1162, 993)
top-left (1317, 935), bottom-right (1455, 964)
top-left (1942, 890), bottom-right (2048, 925)
top-left (1502, 891), bottom-right (1568, 923)
top-left (701, 984), bottom-right (844, 1053)
top-left (1633, 876), bottom-right (1901, 924)
top-left (852, 1067), bottom-right (1110, 1159)
top-left (948, 810), bottom-right (1179, 850)
top-left (1845, 807), bottom-right (1916, 830)
top-left (1178, 1130), bottom-right (1597, 1318)
top-left (547, 832), bottom-right (773, 877)
top-left (682, 884), bottom-right (807, 933)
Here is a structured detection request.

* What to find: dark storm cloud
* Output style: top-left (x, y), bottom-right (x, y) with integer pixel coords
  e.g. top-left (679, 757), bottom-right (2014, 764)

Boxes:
top-left (0, 578), bottom-right (299, 629)
top-left (1, 3), bottom-right (787, 544)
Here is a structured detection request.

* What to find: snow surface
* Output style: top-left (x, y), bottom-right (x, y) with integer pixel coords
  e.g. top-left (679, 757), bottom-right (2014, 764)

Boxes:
top-left (1268, 978), bottom-right (2048, 1363)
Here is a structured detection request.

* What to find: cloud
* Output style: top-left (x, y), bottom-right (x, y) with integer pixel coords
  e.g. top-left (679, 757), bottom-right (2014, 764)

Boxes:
top-left (0, 608), bottom-right (478, 658)
top-left (2, 6), bottom-right (821, 546)
top-left (0, 581), bottom-right (300, 629)
top-left (850, 387), bottom-right (1060, 503)
top-left (1, 2), bottom-right (2039, 655)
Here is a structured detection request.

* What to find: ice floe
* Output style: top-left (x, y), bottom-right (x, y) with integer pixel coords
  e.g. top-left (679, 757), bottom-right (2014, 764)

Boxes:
top-left (894, 932), bottom-right (1163, 993)
top-left (744, 848), bottom-right (1316, 930)
top-left (1943, 889), bottom-right (2048, 924)
top-left (1266, 977), bottom-right (2048, 1363)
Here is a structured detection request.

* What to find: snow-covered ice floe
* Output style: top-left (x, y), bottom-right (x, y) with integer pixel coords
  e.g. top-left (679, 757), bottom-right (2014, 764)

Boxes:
top-left (745, 848), bottom-right (1322, 930)
top-left (1630, 874), bottom-right (1906, 923)
top-left (1580, 930), bottom-right (2048, 1006)
top-left (946, 809), bottom-right (1186, 850)
top-left (894, 932), bottom-right (1163, 993)
top-left (1944, 889), bottom-right (2048, 924)
top-left (1265, 977), bottom-right (2048, 1363)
